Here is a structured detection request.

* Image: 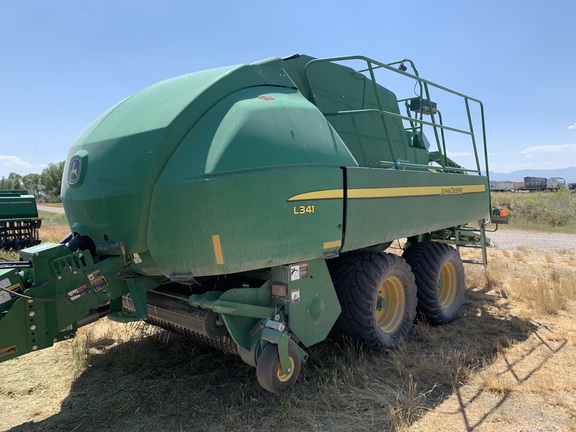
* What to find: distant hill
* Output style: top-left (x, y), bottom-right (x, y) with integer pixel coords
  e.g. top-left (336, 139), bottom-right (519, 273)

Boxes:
top-left (488, 167), bottom-right (576, 184)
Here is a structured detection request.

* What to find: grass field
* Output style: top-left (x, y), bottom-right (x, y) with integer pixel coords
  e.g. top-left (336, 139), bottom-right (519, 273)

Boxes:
top-left (37, 210), bottom-right (69, 243)
top-left (491, 188), bottom-right (576, 233)
top-left (1, 192), bottom-right (575, 431)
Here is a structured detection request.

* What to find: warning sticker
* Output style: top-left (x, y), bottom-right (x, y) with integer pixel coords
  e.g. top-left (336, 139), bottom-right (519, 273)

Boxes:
top-left (0, 290), bottom-right (11, 305)
top-left (87, 270), bottom-right (108, 291)
top-left (0, 282), bottom-right (22, 305)
top-left (290, 264), bottom-right (309, 281)
top-left (68, 284), bottom-right (90, 301)
top-left (291, 289), bottom-right (301, 303)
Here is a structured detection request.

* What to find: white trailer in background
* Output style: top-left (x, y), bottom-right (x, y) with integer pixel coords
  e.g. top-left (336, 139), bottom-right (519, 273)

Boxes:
top-left (490, 180), bottom-right (514, 191)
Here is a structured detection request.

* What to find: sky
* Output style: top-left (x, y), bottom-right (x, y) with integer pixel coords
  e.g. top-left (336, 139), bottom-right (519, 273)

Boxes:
top-left (1, 0), bottom-right (575, 179)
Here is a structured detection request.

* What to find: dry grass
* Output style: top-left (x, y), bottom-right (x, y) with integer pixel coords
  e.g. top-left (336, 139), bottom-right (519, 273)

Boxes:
top-left (2, 230), bottom-right (576, 431)
top-left (409, 246), bottom-right (576, 431)
top-left (39, 226), bottom-right (70, 243)
top-left (38, 210), bottom-right (69, 243)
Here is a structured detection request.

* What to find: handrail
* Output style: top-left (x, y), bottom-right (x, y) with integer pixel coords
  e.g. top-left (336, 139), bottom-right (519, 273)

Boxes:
top-left (303, 54), bottom-right (492, 224)
top-left (321, 108), bottom-right (473, 137)
top-left (305, 55), bottom-right (484, 106)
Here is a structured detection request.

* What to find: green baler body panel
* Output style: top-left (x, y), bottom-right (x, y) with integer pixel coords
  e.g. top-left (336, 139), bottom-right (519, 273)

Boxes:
top-left (149, 167), bottom-right (345, 277)
top-left (62, 55), bottom-right (489, 278)
top-left (342, 168), bottom-right (487, 252)
top-left (63, 65), bottom-right (273, 253)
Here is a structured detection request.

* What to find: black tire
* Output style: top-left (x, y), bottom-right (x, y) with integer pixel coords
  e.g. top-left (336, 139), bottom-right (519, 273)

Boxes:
top-left (256, 341), bottom-right (301, 393)
top-left (403, 242), bottom-right (465, 325)
top-left (331, 252), bottom-right (417, 350)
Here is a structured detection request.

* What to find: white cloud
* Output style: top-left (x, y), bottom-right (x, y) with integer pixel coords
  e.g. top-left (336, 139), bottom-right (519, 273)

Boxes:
top-left (520, 143), bottom-right (576, 158)
top-left (0, 155), bottom-right (46, 178)
top-left (0, 155), bottom-right (36, 169)
top-left (568, 123), bottom-right (576, 130)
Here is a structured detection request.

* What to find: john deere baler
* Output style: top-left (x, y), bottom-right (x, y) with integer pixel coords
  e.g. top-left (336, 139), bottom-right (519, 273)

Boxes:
top-left (0, 54), bottom-right (494, 392)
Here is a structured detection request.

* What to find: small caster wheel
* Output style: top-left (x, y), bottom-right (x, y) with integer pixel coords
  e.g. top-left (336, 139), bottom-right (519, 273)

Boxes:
top-left (256, 342), bottom-right (301, 393)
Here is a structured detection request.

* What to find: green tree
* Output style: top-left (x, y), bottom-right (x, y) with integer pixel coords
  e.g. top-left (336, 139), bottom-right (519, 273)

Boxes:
top-left (0, 173), bottom-right (24, 190)
top-left (23, 173), bottom-right (42, 197)
top-left (41, 161), bottom-right (65, 201)
top-left (7, 172), bottom-right (23, 190)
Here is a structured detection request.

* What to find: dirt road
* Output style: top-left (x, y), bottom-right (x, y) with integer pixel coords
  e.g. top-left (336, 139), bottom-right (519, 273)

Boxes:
top-left (37, 205), bottom-right (65, 215)
top-left (487, 228), bottom-right (576, 251)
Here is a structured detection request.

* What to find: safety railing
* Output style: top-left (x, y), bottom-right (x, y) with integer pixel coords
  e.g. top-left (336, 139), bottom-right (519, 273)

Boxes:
top-left (303, 56), bottom-right (497, 263)
top-left (303, 55), bottom-right (489, 180)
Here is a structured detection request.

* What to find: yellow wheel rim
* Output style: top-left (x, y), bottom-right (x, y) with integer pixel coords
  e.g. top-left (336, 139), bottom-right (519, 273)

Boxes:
top-left (438, 261), bottom-right (457, 308)
top-left (375, 276), bottom-right (405, 334)
top-left (277, 357), bottom-right (295, 383)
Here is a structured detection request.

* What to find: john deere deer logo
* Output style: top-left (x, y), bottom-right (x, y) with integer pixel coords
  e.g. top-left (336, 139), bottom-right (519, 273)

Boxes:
top-left (68, 157), bottom-right (82, 184)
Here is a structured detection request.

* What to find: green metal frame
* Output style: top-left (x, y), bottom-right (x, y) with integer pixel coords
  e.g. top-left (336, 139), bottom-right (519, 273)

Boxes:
top-left (186, 259), bottom-right (337, 375)
top-left (303, 55), bottom-right (493, 223)
top-left (303, 55), bottom-right (500, 265)
top-left (0, 243), bottom-right (137, 361)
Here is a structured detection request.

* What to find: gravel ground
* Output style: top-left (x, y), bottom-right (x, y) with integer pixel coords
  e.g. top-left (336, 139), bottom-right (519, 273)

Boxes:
top-left (37, 205), bottom-right (65, 214)
top-left (487, 228), bottom-right (576, 251)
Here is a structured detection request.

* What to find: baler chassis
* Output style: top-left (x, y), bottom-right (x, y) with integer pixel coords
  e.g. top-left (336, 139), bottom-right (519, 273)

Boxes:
top-left (0, 53), bottom-right (503, 393)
